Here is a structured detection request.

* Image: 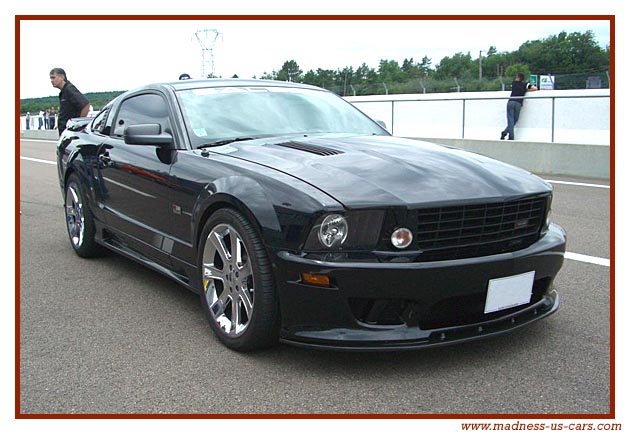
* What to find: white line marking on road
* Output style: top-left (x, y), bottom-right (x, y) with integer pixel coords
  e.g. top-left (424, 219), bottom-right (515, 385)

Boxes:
top-left (20, 153), bottom-right (610, 190)
top-left (20, 156), bottom-right (56, 165)
top-left (19, 155), bottom-right (612, 268)
top-left (20, 138), bottom-right (57, 143)
top-left (565, 252), bottom-right (610, 267)
top-left (545, 179), bottom-right (610, 189)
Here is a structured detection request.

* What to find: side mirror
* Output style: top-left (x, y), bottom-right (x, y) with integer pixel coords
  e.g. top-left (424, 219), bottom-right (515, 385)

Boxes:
top-left (375, 120), bottom-right (388, 131)
top-left (124, 123), bottom-right (173, 146)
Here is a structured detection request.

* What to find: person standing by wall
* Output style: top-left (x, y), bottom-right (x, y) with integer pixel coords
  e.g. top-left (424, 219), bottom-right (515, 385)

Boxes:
top-left (49, 67), bottom-right (90, 135)
top-left (25, 112), bottom-right (31, 130)
top-left (500, 73), bottom-right (537, 140)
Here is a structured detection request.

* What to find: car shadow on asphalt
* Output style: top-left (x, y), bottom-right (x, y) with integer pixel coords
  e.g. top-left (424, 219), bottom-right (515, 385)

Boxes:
top-left (95, 250), bottom-right (561, 375)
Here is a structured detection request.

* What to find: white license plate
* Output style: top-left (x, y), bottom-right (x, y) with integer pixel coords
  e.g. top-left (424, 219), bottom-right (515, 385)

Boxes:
top-left (484, 271), bottom-right (535, 314)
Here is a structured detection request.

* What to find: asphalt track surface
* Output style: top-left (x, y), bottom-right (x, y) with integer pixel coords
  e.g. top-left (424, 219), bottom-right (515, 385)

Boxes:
top-left (18, 138), bottom-right (611, 415)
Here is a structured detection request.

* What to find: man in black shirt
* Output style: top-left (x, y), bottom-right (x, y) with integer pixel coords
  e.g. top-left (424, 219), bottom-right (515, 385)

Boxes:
top-left (500, 73), bottom-right (537, 140)
top-left (49, 68), bottom-right (90, 135)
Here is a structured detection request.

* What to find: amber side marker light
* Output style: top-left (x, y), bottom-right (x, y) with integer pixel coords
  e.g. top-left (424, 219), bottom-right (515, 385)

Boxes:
top-left (301, 272), bottom-right (331, 287)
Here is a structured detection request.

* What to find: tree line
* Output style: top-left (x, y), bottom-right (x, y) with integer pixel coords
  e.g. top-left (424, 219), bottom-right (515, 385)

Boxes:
top-left (20, 91), bottom-right (125, 117)
top-left (20, 30), bottom-right (609, 114)
top-left (257, 30), bottom-right (609, 95)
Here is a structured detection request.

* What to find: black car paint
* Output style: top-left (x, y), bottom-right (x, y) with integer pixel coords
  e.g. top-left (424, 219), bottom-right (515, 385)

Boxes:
top-left (275, 225), bottom-right (565, 349)
top-left (57, 79), bottom-right (566, 350)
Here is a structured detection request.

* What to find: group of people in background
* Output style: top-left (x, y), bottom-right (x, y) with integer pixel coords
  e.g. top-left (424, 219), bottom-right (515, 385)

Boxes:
top-left (23, 108), bottom-right (57, 131)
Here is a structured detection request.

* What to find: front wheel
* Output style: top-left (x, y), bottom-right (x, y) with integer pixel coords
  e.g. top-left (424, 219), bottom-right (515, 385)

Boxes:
top-left (199, 209), bottom-right (279, 351)
top-left (64, 174), bottom-right (104, 258)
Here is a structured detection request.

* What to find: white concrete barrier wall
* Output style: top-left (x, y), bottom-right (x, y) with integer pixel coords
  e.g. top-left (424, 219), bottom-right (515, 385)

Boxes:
top-left (20, 89), bottom-right (609, 145)
top-left (19, 89), bottom-right (611, 178)
top-left (346, 89), bottom-right (610, 145)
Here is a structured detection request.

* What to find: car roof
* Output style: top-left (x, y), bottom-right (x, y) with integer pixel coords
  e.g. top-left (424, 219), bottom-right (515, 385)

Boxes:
top-left (144, 78), bottom-right (324, 93)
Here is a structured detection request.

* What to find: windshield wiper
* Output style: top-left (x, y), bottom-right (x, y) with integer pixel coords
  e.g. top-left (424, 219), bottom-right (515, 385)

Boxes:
top-left (197, 137), bottom-right (256, 149)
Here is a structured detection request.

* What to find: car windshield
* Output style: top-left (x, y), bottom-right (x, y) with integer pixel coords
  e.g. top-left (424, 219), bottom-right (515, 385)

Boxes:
top-left (176, 85), bottom-right (388, 147)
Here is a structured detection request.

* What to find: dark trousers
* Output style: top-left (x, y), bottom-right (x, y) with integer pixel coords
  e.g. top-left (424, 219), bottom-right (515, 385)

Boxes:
top-left (502, 100), bottom-right (522, 140)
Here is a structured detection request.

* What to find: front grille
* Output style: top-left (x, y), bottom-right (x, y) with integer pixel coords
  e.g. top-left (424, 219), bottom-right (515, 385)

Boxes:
top-left (415, 196), bottom-right (547, 261)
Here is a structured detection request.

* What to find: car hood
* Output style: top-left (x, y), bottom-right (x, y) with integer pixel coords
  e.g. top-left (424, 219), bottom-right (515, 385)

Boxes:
top-left (219, 135), bottom-right (551, 208)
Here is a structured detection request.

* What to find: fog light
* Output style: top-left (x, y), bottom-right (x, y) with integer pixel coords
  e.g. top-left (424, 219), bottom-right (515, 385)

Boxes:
top-left (301, 273), bottom-right (331, 287)
top-left (391, 227), bottom-right (413, 249)
top-left (318, 214), bottom-right (348, 248)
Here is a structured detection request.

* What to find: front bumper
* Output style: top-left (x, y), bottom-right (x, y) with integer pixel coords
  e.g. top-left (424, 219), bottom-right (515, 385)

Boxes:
top-left (273, 224), bottom-right (566, 351)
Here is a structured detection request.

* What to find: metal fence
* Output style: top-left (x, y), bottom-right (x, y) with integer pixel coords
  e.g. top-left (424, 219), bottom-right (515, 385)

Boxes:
top-left (322, 71), bottom-right (610, 97)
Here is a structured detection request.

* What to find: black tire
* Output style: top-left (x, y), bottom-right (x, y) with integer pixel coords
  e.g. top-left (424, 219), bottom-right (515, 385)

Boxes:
top-left (199, 208), bottom-right (279, 351)
top-left (64, 173), bottom-right (104, 258)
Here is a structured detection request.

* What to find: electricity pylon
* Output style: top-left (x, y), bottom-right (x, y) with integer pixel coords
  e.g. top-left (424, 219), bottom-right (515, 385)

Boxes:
top-left (194, 29), bottom-right (222, 79)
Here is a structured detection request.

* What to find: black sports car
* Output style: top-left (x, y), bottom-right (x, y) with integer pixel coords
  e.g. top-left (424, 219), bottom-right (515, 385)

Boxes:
top-left (56, 79), bottom-right (566, 351)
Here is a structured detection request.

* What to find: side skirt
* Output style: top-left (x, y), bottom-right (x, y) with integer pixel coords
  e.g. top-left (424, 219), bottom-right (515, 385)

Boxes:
top-left (94, 220), bottom-right (200, 294)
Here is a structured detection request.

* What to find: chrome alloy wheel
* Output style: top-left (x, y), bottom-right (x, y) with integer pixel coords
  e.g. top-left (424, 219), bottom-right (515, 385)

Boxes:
top-left (202, 223), bottom-right (255, 337)
top-left (65, 184), bottom-right (85, 248)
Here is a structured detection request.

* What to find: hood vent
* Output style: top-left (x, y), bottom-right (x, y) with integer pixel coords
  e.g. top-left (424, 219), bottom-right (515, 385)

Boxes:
top-left (273, 141), bottom-right (343, 156)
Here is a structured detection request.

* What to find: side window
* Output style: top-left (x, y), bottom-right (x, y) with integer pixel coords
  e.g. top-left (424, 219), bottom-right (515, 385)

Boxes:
top-left (112, 93), bottom-right (172, 138)
top-left (91, 106), bottom-right (111, 134)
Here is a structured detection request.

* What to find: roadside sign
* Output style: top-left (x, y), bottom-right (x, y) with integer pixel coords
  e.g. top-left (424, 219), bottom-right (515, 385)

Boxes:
top-left (540, 75), bottom-right (555, 90)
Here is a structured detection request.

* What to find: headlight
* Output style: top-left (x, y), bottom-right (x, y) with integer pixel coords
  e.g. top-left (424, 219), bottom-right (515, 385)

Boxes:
top-left (318, 214), bottom-right (348, 248)
top-left (302, 211), bottom-right (384, 251)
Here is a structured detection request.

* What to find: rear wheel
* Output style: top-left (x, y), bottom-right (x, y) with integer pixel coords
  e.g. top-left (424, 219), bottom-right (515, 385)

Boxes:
top-left (64, 174), bottom-right (103, 258)
top-left (199, 209), bottom-right (278, 351)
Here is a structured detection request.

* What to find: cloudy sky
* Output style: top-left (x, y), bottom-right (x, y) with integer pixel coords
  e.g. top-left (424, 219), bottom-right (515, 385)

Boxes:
top-left (19, 18), bottom-right (610, 99)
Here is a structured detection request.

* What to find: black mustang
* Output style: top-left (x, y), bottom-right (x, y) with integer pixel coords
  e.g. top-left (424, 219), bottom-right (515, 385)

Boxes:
top-left (56, 79), bottom-right (566, 351)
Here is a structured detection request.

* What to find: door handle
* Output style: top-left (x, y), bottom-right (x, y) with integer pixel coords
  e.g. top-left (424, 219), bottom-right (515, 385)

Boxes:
top-left (99, 154), bottom-right (111, 165)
